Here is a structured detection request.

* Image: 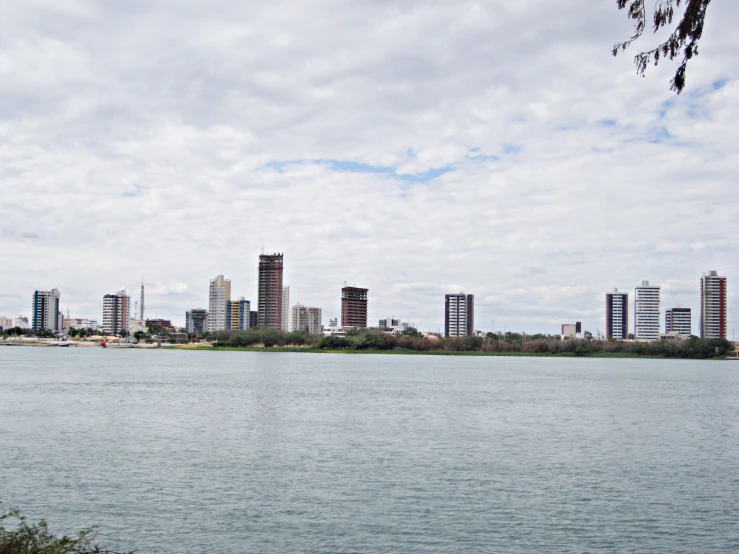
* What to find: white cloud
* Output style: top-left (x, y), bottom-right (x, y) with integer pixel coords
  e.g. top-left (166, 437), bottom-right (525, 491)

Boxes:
top-left (0, 0), bottom-right (738, 334)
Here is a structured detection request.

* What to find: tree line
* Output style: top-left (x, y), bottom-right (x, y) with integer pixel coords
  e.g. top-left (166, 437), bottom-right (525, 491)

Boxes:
top-left (210, 327), bottom-right (733, 359)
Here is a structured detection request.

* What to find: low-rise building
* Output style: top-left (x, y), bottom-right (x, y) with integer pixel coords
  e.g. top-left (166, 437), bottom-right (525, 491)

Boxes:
top-left (146, 319), bottom-right (173, 332)
top-left (14, 317), bottom-right (30, 329)
top-left (129, 320), bottom-right (147, 334)
top-left (0, 316), bottom-right (13, 329)
top-left (64, 318), bottom-right (100, 331)
top-left (659, 331), bottom-right (689, 341)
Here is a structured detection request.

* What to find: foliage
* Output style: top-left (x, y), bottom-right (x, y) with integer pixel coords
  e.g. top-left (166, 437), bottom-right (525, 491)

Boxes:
top-left (397, 327), bottom-right (424, 339)
top-left (213, 328), bottom-right (323, 348)
top-left (0, 509), bottom-right (133, 554)
top-left (206, 327), bottom-right (733, 359)
top-left (613, 0), bottom-right (713, 93)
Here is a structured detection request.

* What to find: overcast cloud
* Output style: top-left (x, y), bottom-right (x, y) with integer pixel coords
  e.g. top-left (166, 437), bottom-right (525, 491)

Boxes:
top-left (1, 0), bottom-right (738, 335)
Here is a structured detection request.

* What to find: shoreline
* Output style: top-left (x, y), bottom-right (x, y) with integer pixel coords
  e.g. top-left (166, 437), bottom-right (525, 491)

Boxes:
top-left (201, 346), bottom-right (727, 360)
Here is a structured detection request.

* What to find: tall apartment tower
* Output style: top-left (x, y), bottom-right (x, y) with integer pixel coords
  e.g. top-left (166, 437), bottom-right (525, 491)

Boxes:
top-left (341, 286), bottom-right (368, 328)
top-left (186, 309), bottom-right (208, 334)
top-left (226, 298), bottom-right (251, 331)
top-left (444, 293), bottom-right (474, 337)
top-left (258, 253), bottom-right (284, 329)
top-left (281, 286), bottom-right (291, 332)
top-left (665, 307), bottom-right (692, 336)
top-left (207, 275), bottom-right (231, 332)
top-left (606, 289), bottom-right (628, 340)
top-left (700, 270), bottom-right (727, 339)
top-left (291, 304), bottom-right (323, 334)
top-left (32, 288), bottom-right (61, 332)
top-left (634, 280), bottom-right (660, 341)
top-left (102, 290), bottom-right (131, 335)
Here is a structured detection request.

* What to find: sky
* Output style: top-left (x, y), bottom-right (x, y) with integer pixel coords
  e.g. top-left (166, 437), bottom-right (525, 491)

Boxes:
top-left (1, 0), bottom-right (738, 336)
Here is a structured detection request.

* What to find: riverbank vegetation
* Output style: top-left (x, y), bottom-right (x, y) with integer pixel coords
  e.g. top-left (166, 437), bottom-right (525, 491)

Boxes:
top-left (0, 509), bottom-right (132, 554)
top-left (208, 327), bottom-right (733, 359)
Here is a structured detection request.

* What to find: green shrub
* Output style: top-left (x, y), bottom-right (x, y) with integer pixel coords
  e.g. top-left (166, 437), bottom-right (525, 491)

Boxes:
top-left (0, 509), bottom-right (133, 554)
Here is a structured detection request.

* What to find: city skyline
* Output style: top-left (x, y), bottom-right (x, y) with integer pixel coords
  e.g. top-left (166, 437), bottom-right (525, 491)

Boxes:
top-left (1, 3), bottom-right (738, 336)
top-left (4, 268), bottom-right (731, 339)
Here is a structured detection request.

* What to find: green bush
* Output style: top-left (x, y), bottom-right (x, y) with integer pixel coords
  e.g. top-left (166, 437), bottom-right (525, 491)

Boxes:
top-left (0, 509), bottom-right (133, 554)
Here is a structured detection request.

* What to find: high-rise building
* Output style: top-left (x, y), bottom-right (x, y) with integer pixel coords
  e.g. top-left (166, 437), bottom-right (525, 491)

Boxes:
top-left (186, 309), bottom-right (208, 334)
top-left (445, 293), bottom-right (474, 337)
top-left (341, 286), bottom-right (368, 328)
top-left (0, 316), bottom-right (13, 329)
top-left (665, 307), bottom-right (691, 337)
top-left (700, 270), bottom-right (727, 339)
top-left (249, 311), bottom-right (258, 329)
top-left (606, 289), bottom-right (628, 340)
top-left (207, 275), bottom-right (231, 332)
top-left (226, 298), bottom-right (251, 330)
top-left (32, 289), bottom-right (61, 332)
top-left (379, 318), bottom-right (401, 328)
top-left (291, 304), bottom-right (322, 334)
top-left (258, 254), bottom-right (284, 329)
top-left (102, 290), bottom-right (131, 335)
top-left (281, 286), bottom-right (290, 332)
top-left (634, 280), bottom-right (660, 341)
top-left (561, 323), bottom-right (578, 338)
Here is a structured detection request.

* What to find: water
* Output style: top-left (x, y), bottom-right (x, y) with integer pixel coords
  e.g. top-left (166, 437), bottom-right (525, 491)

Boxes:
top-left (1, 348), bottom-right (738, 553)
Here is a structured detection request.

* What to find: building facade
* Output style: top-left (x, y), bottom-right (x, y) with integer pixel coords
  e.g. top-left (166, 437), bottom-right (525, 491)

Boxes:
top-left (186, 309), bottom-right (208, 334)
top-left (258, 254), bottom-right (284, 329)
top-left (700, 270), bottom-right (727, 339)
top-left (291, 304), bottom-right (322, 334)
top-left (379, 318), bottom-right (400, 328)
top-left (634, 280), bottom-right (660, 341)
top-left (445, 293), bottom-right (474, 337)
top-left (665, 307), bottom-right (691, 337)
top-left (64, 318), bottom-right (100, 331)
top-left (341, 286), bottom-right (368, 328)
top-left (207, 275), bottom-right (231, 332)
top-left (281, 286), bottom-right (290, 332)
top-left (561, 323), bottom-right (581, 338)
top-left (32, 289), bottom-right (61, 332)
top-left (606, 289), bottom-right (628, 340)
top-left (102, 290), bottom-right (131, 335)
top-left (14, 317), bottom-right (30, 329)
top-left (0, 316), bottom-right (13, 329)
top-left (226, 298), bottom-right (251, 331)
top-left (249, 311), bottom-right (258, 329)
top-left (146, 319), bottom-right (173, 332)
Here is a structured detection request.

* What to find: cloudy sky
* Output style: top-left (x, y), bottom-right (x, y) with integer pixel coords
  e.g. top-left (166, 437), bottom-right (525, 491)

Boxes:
top-left (1, 0), bottom-right (738, 335)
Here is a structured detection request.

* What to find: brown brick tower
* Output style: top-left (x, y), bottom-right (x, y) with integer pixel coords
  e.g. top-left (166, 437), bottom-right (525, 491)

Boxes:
top-left (258, 253), bottom-right (284, 329)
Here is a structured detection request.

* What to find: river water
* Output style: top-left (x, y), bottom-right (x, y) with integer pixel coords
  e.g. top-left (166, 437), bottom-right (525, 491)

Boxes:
top-left (0, 347), bottom-right (737, 552)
